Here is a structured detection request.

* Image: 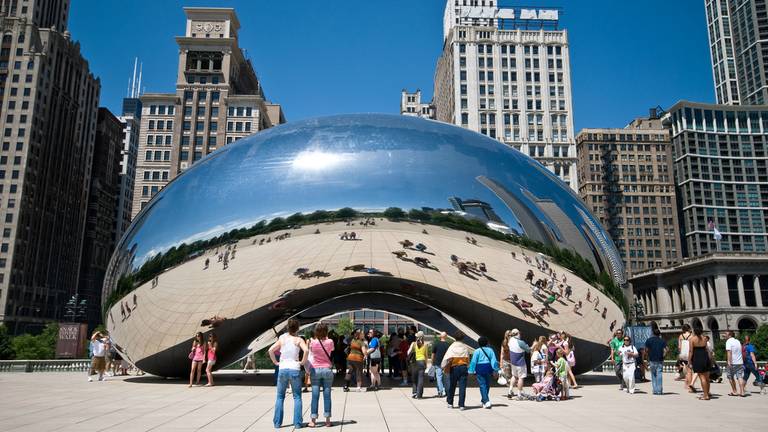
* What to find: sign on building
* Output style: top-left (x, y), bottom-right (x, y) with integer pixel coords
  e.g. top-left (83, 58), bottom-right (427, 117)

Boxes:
top-left (56, 323), bottom-right (88, 359)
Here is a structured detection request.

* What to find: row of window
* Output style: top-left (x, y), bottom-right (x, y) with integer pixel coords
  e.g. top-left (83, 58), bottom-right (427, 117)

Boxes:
top-left (147, 105), bottom-right (175, 115)
top-left (460, 43), bottom-right (563, 56)
top-left (142, 170), bottom-right (169, 181)
top-left (147, 120), bottom-right (173, 130)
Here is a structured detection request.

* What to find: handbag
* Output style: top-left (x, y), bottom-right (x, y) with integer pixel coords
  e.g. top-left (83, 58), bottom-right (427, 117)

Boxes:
top-left (188, 351), bottom-right (194, 360)
top-left (497, 375), bottom-right (508, 386)
top-left (476, 347), bottom-right (494, 375)
top-left (426, 364), bottom-right (435, 378)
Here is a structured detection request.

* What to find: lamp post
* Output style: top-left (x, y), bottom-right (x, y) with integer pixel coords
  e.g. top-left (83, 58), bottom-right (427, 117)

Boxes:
top-left (64, 294), bottom-right (88, 323)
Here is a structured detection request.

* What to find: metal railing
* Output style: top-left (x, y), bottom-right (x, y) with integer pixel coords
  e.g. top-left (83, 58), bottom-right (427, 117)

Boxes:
top-left (0, 359), bottom-right (92, 373)
top-left (594, 359), bottom-right (765, 373)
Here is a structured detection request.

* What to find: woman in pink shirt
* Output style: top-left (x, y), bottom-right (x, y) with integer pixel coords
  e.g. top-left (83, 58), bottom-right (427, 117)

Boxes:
top-left (205, 333), bottom-right (218, 387)
top-left (308, 323), bottom-right (335, 427)
top-left (189, 332), bottom-right (205, 387)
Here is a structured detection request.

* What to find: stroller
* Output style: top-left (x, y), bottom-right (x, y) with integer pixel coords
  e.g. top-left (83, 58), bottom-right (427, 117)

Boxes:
top-left (533, 370), bottom-right (564, 401)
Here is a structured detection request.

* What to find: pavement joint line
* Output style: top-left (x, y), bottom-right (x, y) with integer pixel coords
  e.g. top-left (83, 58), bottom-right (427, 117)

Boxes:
top-left (144, 400), bottom-right (211, 431)
top-left (0, 393), bottom-right (108, 428)
top-left (242, 402), bottom-right (274, 432)
top-left (373, 388), bottom-right (390, 432)
top-left (401, 386), bottom-right (439, 431)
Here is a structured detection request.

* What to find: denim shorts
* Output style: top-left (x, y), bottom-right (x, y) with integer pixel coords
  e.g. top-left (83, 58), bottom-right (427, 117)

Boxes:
top-left (727, 364), bottom-right (744, 380)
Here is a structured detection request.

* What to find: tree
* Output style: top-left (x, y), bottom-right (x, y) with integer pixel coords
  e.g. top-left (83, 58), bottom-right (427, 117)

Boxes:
top-left (407, 208), bottom-right (431, 221)
top-left (335, 207), bottom-right (357, 219)
top-left (383, 207), bottom-right (405, 220)
top-left (333, 317), bottom-right (355, 338)
top-left (752, 323), bottom-right (768, 361)
top-left (307, 210), bottom-right (331, 222)
top-left (11, 322), bottom-right (59, 360)
top-left (286, 212), bottom-right (306, 225)
top-left (0, 324), bottom-right (14, 360)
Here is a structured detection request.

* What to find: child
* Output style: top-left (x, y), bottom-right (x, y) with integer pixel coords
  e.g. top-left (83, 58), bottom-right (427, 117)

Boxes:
top-left (532, 369), bottom-right (554, 396)
top-left (554, 348), bottom-right (569, 400)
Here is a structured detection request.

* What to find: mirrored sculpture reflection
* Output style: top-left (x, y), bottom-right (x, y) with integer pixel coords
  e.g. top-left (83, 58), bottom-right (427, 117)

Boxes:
top-left (103, 114), bottom-right (626, 377)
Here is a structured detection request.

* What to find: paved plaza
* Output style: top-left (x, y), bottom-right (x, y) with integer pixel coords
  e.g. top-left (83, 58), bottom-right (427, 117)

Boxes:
top-left (0, 371), bottom-right (765, 431)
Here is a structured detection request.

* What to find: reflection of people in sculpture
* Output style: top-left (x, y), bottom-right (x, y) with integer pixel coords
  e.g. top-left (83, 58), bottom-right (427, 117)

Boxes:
top-left (399, 239), bottom-right (413, 248)
top-left (344, 264), bottom-right (366, 272)
top-left (201, 315), bottom-right (228, 328)
top-left (525, 270), bottom-right (534, 284)
top-left (573, 300), bottom-right (583, 314)
top-left (392, 251), bottom-right (408, 259)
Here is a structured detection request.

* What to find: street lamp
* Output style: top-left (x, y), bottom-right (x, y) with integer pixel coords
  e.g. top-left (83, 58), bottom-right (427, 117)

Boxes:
top-left (64, 294), bottom-right (88, 323)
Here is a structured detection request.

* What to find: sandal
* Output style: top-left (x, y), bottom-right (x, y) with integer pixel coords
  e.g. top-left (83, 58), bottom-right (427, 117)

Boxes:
top-left (697, 396), bottom-right (710, 400)
top-left (728, 393), bottom-right (738, 397)
top-left (308, 420), bottom-right (317, 428)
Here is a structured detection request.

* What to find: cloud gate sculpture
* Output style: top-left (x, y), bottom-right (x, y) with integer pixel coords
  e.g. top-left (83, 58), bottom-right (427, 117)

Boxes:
top-left (103, 114), bottom-right (626, 377)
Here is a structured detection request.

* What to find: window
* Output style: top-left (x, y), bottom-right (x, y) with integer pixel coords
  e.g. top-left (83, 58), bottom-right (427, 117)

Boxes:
top-left (245, 107), bottom-right (252, 116)
top-left (196, 122), bottom-right (204, 132)
top-left (210, 122), bottom-right (218, 131)
top-left (244, 122), bottom-right (251, 132)
top-left (210, 107), bottom-right (218, 117)
top-left (183, 121), bottom-right (191, 131)
top-left (184, 90), bottom-right (193, 101)
top-left (150, 105), bottom-right (157, 115)
top-left (208, 136), bottom-right (217, 146)
top-left (184, 106), bottom-right (192, 116)
top-left (211, 91), bottom-right (220, 102)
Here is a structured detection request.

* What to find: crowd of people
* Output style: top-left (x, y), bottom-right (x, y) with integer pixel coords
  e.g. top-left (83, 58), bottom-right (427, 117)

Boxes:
top-left (261, 320), bottom-right (579, 428)
top-left (86, 331), bottom-right (143, 382)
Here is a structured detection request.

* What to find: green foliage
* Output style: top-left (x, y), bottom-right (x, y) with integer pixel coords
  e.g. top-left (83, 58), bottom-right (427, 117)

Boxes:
top-left (333, 317), bottom-right (355, 338)
top-left (286, 212), bottom-right (306, 225)
top-left (308, 210), bottom-right (332, 221)
top-left (407, 209), bottom-right (431, 221)
top-left (0, 324), bottom-right (14, 360)
top-left (713, 338), bottom-right (727, 361)
top-left (11, 322), bottom-right (59, 360)
top-left (748, 324), bottom-right (768, 361)
top-left (665, 338), bottom-right (678, 361)
top-left (383, 207), bottom-right (405, 220)
top-left (335, 207), bottom-right (357, 219)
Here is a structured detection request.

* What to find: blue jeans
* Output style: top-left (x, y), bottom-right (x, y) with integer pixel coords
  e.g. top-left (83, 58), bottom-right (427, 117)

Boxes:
top-left (649, 361), bottom-right (663, 395)
top-left (310, 368), bottom-right (333, 420)
top-left (744, 363), bottom-right (763, 385)
top-left (476, 373), bottom-right (491, 404)
top-left (274, 368), bottom-right (303, 428)
top-left (435, 365), bottom-right (446, 395)
top-left (447, 365), bottom-right (468, 408)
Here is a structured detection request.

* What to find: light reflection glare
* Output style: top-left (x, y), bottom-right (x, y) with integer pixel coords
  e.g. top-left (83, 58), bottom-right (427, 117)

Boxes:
top-left (292, 150), bottom-right (348, 171)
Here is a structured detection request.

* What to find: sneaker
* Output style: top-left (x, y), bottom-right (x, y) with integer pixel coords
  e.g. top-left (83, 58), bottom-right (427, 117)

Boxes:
top-left (629, 389), bottom-right (635, 394)
top-left (412, 394), bottom-right (417, 399)
top-left (356, 387), bottom-right (366, 392)
top-left (625, 389), bottom-right (629, 393)
top-left (446, 403), bottom-right (453, 409)
top-left (459, 407), bottom-right (466, 411)
top-left (516, 395), bottom-right (526, 401)
top-left (483, 402), bottom-right (492, 409)
top-left (400, 381), bottom-right (408, 386)
top-left (87, 377), bottom-right (93, 382)
top-left (343, 386), bottom-right (349, 392)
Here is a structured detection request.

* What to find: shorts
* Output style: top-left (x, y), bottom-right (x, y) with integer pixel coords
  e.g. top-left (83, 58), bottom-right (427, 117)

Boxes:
top-left (208, 359), bottom-right (216, 366)
top-left (370, 357), bottom-right (381, 367)
top-left (727, 364), bottom-right (744, 380)
top-left (91, 356), bottom-right (106, 373)
top-left (510, 364), bottom-right (527, 379)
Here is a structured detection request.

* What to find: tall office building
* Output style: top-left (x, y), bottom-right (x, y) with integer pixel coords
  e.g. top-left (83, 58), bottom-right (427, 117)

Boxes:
top-left (705, 0), bottom-right (742, 104)
top-left (576, 111), bottom-right (682, 276)
top-left (400, 89), bottom-right (435, 119)
top-left (78, 108), bottom-right (123, 328)
top-left (666, 101), bottom-right (768, 256)
top-left (132, 8), bottom-right (285, 218)
top-left (429, 1), bottom-right (577, 189)
top-left (114, 62), bottom-right (143, 241)
top-left (0, 0), bottom-right (101, 332)
top-left (705, 0), bottom-right (768, 105)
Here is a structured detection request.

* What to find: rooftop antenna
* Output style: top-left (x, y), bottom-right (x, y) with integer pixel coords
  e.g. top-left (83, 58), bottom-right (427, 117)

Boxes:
top-left (137, 61), bottom-right (143, 97)
top-left (130, 57), bottom-right (138, 98)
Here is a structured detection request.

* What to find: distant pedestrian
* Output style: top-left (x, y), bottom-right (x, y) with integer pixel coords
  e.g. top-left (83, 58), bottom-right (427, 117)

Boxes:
top-left (343, 329), bottom-right (367, 392)
top-left (441, 331), bottom-right (471, 410)
top-left (555, 348), bottom-right (569, 399)
top-left (468, 336), bottom-right (499, 409)
top-left (678, 323), bottom-right (692, 390)
top-left (507, 328), bottom-right (531, 400)
top-left (609, 329), bottom-right (625, 390)
top-left (269, 319), bottom-right (309, 429)
top-left (619, 336), bottom-right (638, 394)
top-left (644, 322), bottom-right (667, 395)
top-left (367, 329), bottom-right (382, 391)
top-left (431, 332), bottom-right (450, 397)
top-left (189, 332), bottom-right (205, 387)
top-left (743, 335), bottom-right (763, 388)
top-left (725, 330), bottom-right (745, 397)
top-left (205, 333), bottom-right (218, 386)
top-left (407, 331), bottom-right (430, 399)
top-left (204, 258), bottom-right (210, 269)
top-left (688, 321), bottom-right (711, 400)
top-left (87, 332), bottom-right (109, 382)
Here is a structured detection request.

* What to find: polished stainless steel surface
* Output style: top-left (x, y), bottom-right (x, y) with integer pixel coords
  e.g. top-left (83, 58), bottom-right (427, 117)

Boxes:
top-left (103, 114), bottom-right (625, 376)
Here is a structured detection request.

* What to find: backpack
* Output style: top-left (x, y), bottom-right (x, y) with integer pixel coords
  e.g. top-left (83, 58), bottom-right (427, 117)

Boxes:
top-left (679, 335), bottom-right (689, 360)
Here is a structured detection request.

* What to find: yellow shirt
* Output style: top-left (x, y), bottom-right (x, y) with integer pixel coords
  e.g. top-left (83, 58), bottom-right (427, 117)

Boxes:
top-left (413, 343), bottom-right (428, 361)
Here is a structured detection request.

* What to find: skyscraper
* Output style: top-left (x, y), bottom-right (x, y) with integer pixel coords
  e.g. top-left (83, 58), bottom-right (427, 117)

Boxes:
top-left (426, 1), bottom-right (577, 189)
top-left (666, 101), bottom-right (768, 256)
top-left (79, 108), bottom-right (123, 328)
top-left (0, 0), bottom-right (101, 332)
top-left (115, 60), bottom-right (143, 242)
top-left (705, 0), bottom-right (768, 105)
top-left (132, 8), bottom-right (285, 218)
top-left (576, 111), bottom-right (683, 276)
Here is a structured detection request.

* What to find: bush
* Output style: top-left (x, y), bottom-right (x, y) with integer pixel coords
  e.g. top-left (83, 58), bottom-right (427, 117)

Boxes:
top-left (11, 322), bottom-right (58, 360)
top-left (335, 207), bottom-right (357, 219)
top-left (749, 324), bottom-right (768, 361)
top-left (0, 324), bottom-right (14, 360)
top-left (383, 207), bottom-right (405, 220)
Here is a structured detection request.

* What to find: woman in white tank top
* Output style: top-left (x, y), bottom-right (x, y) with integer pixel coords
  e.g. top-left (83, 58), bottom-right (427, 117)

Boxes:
top-left (269, 319), bottom-right (308, 429)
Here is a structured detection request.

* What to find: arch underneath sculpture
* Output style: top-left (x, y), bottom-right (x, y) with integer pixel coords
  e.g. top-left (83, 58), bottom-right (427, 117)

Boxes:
top-left (131, 276), bottom-right (613, 377)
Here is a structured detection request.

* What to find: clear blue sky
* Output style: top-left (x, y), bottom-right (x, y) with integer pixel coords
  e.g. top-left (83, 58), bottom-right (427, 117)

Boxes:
top-left (70, 0), bottom-right (713, 131)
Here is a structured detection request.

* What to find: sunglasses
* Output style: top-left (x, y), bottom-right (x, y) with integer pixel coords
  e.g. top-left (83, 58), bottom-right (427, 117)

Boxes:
top-left (623, 339), bottom-right (630, 342)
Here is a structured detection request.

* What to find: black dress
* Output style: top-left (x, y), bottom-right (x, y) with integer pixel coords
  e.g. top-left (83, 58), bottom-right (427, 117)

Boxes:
top-left (690, 346), bottom-right (709, 373)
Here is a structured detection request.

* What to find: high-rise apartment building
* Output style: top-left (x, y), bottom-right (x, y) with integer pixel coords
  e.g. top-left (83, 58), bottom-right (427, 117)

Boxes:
top-left (116, 96), bottom-right (141, 242)
top-left (132, 8), bottom-right (285, 218)
top-left (400, 89), bottom-right (435, 119)
top-left (576, 111), bottom-right (682, 276)
top-left (666, 101), bottom-right (768, 256)
top-left (428, 0), bottom-right (577, 189)
top-left (79, 108), bottom-right (123, 328)
top-left (0, 0), bottom-right (101, 332)
top-left (705, 0), bottom-right (768, 105)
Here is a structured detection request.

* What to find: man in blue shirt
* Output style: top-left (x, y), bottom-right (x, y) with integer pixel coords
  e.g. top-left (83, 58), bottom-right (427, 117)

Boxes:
top-left (644, 322), bottom-right (668, 395)
top-left (743, 335), bottom-right (763, 387)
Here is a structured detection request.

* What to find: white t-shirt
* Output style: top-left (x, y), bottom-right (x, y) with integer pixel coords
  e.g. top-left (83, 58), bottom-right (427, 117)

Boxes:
top-left (531, 349), bottom-right (545, 374)
top-left (618, 345), bottom-right (637, 365)
top-left (725, 337), bottom-right (743, 365)
top-left (91, 339), bottom-right (106, 357)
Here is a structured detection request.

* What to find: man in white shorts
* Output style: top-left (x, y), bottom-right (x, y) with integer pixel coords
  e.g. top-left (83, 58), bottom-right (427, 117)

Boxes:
top-left (507, 328), bottom-right (531, 400)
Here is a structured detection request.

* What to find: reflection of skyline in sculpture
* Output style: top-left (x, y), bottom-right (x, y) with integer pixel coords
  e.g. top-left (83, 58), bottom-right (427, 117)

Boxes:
top-left (447, 196), bottom-right (514, 234)
top-left (101, 114), bottom-right (626, 376)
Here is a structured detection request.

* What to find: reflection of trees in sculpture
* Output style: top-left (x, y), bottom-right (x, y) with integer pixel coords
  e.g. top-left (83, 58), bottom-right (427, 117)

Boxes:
top-left (106, 206), bottom-right (627, 316)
